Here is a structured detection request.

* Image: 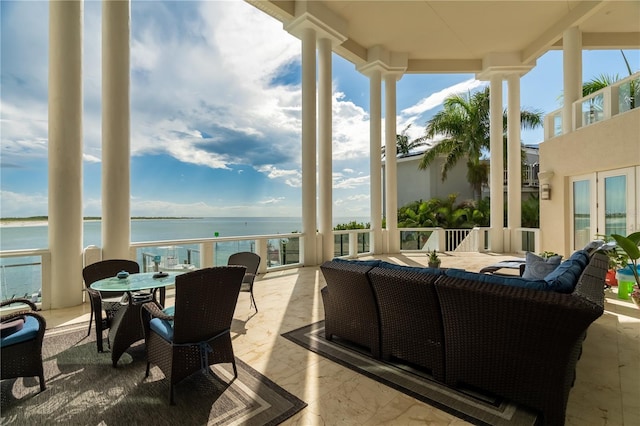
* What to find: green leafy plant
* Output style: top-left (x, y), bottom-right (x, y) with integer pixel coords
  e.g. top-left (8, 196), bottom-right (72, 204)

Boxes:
top-left (595, 233), bottom-right (629, 270)
top-left (611, 232), bottom-right (640, 286)
top-left (539, 251), bottom-right (559, 260)
top-left (428, 250), bottom-right (441, 267)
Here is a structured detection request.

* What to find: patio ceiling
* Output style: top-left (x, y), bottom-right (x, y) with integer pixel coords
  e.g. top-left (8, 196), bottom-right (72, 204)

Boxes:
top-left (248, 0), bottom-right (640, 73)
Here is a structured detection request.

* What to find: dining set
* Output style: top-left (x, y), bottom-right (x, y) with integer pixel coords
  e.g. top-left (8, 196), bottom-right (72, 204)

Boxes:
top-left (0, 251), bottom-right (261, 405)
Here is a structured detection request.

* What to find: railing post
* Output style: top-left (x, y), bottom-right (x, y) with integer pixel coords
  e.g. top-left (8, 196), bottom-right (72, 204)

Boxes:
top-left (349, 231), bottom-right (357, 258)
top-left (200, 242), bottom-right (214, 268)
top-left (534, 229), bottom-right (541, 254)
top-left (256, 238), bottom-right (268, 274)
top-left (437, 228), bottom-right (446, 252)
top-left (572, 100), bottom-right (581, 130)
top-left (40, 252), bottom-right (52, 311)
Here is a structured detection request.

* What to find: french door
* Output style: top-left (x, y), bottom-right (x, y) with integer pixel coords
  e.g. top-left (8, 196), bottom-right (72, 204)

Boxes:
top-left (570, 167), bottom-right (639, 251)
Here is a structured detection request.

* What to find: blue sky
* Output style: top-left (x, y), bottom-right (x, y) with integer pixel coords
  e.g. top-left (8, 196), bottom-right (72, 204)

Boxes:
top-left (1, 0), bottom-right (638, 219)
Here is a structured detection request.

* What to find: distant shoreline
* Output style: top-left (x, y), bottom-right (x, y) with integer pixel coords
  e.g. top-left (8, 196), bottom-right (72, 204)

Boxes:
top-left (0, 217), bottom-right (198, 228)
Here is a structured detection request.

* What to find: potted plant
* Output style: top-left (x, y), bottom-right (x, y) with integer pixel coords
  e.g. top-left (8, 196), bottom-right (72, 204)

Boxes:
top-left (428, 250), bottom-right (441, 268)
top-left (595, 234), bottom-right (628, 286)
top-left (611, 232), bottom-right (640, 307)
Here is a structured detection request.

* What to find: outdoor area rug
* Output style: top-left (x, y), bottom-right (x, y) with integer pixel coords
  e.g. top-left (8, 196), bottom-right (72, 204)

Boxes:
top-left (282, 321), bottom-right (539, 426)
top-left (1, 323), bottom-right (306, 425)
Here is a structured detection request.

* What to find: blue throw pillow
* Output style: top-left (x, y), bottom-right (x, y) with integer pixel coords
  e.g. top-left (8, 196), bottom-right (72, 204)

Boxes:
top-left (445, 268), bottom-right (548, 291)
top-left (522, 252), bottom-right (562, 280)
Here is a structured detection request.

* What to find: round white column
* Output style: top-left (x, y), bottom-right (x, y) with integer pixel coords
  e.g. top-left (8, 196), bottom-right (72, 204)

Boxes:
top-left (102, 0), bottom-right (131, 260)
top-left (318, 37), bottom-right (333, 262)
top-left (489, 75), bottom-right (504, 253)
top-left (48, 0), bottom-right (84, 308)
top-left (562, 27), bottom-right (582, 134)
top-left (369, 70), bottom-right (383, 254)
top-left (507, 74), bottom-right (522, 241)
top-left (384, 74), bottom-right (399, 254)
top-left (301, 27), bottom-right (317, 265)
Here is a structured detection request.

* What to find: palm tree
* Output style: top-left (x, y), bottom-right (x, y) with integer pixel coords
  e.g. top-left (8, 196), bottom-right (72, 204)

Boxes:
top-left (418, 86), bottom-right (542, 200)
top-left (582, 50), bottom-right (638, 111)
top-left (382, 124), bottom-right (428, 157)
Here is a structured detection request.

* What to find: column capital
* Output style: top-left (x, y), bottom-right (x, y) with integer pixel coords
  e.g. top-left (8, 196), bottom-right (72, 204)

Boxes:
top-left (476, 52), bottom-right (535, 80)
top-left (284, 2), bottom-right (347, 47)
top-left (357, 45), bottom-right (407, 79)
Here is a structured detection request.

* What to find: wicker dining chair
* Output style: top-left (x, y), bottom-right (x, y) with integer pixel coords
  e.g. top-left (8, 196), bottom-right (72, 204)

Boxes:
top-left (141, 266), bottom-right (246, 404)
top-left (82, 259), bottom-right (140, 352)
top-left (0, 298), bottom-right (47, 392)
top-left (227, 252), bottom-right (261, 311)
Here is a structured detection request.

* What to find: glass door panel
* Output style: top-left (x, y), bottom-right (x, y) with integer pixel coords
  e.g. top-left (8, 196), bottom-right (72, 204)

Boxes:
top-left (572, 179), bottom-right (592, 250)
top-left (597, 168), bottom-right (636, 237)
top-left (603, 175), bottom-right (626, 236)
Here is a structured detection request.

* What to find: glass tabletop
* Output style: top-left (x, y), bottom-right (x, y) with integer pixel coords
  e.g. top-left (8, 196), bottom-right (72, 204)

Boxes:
top-left (90, 271), bottom-right (182, 292)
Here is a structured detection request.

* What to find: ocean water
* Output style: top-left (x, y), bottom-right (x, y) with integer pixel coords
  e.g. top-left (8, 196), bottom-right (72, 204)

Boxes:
top-left (0, 216), bottom-right (369, 300)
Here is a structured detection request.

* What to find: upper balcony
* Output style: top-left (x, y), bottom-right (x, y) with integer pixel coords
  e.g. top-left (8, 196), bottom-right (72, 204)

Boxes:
top-left (544, 72), bottom-right (640, 140)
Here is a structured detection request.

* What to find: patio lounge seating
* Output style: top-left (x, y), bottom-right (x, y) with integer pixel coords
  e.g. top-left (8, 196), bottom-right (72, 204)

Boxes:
top-left (0, 298), bottom-right (47, 392)
top-left (320, 259), bottom-right (381, 358)
top-left (320, 251), bottom-right (608, 425)
top-left (141, 266), bottom-right (246, 404)
top-left (227, 252), bottom-right (261, 312)
top-left (82, 259), bottom-right (141, 352)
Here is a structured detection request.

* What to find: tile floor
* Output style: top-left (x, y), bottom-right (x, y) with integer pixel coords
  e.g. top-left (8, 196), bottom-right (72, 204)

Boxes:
top-left (40, 252), bottom-right (640, 425)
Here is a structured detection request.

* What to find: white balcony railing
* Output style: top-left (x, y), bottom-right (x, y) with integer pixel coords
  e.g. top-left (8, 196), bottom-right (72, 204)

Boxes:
top-left (544, 71), bottom-right (640, 140)
top-left (0, 226), bottom-right (540, 309)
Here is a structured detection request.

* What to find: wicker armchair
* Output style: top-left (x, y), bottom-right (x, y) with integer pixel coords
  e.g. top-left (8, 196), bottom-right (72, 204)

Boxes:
top-left (82, 259), bottom-right (140, 352)
top-left (227, 251), bottom-right (261, 312)
top-left (141, 266), bottom-right (246, 404)
top-left (0, 298), bottom-right (47, 392)
top-left (320, 260), bottom-right (381, 358)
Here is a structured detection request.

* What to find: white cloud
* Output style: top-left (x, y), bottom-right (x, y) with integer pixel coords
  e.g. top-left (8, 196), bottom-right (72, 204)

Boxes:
top-left (0, 191), bottom-right (48, 218)
top-left (401, 78), bottom-right (486, 116)
top-left (258, 197), bottom-right (285, 205)
top-left (256, 165), bottom-right (302, 187)
top-left (334, 175), bottom-right (370, 189)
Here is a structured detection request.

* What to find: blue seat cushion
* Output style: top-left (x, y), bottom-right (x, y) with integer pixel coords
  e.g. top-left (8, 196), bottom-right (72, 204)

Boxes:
top-left (544, 252), bottom-right (588, 293)
top-left (445, 268), bottom-right (549, 291)
top-left (377, 261), bottom-right (445, 276)
top-left (1, 316), bottom-right (25, 338)
top-left (0, 315), bottom-right (40, 347)
top-left (331, 258), bottom-right (382, 267)
top-left (149, 306), bottom-right (175, 342)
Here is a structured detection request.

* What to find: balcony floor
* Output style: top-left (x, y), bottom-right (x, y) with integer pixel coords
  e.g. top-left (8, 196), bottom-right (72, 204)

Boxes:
top-left (40, 252), bottom-right (640, 425)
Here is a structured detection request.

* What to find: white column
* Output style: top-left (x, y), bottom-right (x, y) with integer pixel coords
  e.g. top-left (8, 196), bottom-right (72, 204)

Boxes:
top-left (318, 38), bottom-right (333, 262)
top-left (301, 27), bottom-right (317, 265)
top-left (384, 74), bottom-right (399, 253)
top-left (369, 70), bottom-right (383, 254)
top-left (102, 0), bottom-right (131, 259)
top-left (48, 0), bottom-right (83, 308)
top-left (562, 27), bottom-right (582, 134)
top-left (507, 74), bottom-right (522, 251)
top-left (489, 75), bottom-right (504, 252)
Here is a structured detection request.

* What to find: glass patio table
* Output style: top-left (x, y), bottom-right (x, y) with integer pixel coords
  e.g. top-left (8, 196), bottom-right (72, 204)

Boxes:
top-left (90, 271), bottom-right (182, 367)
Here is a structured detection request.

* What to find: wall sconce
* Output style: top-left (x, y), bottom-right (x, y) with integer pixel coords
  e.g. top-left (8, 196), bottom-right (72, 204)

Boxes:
top-left (541, 183), bottom-right (551, 200)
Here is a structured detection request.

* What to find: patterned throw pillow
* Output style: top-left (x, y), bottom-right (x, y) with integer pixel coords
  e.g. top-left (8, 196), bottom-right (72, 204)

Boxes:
top-left (522, 252), bottom-right (562, 280)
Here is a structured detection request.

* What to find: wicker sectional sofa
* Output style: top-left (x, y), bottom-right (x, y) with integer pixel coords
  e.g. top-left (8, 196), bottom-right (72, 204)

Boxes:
top-left (319, 251), bottom-right (608, 425)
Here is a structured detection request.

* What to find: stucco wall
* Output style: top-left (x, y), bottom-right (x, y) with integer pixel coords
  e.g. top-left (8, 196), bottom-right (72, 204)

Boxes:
top-left (539, 108), bottom-right (640, 256)
top-left (394, 155), bottom-right (474, 207)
